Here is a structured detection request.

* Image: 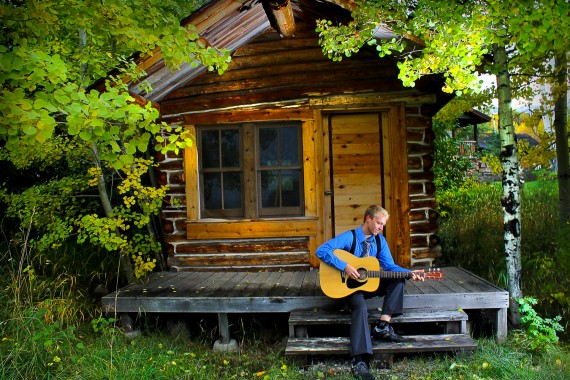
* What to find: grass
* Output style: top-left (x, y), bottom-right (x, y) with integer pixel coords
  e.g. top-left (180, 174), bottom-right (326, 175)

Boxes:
top-left (2, 317), bottom-right (569, 379)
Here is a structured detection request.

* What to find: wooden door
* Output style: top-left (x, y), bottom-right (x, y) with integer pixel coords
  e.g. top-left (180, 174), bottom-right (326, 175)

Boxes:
top-left (330, 113), bottom-right (383, 235)
top-left (323, 110), bottom-right (411, 267)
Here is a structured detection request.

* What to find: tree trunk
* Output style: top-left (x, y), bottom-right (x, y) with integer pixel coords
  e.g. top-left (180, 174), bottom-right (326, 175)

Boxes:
top-left (494, 43), bottom-right (523, 327)
top-left (91, 145), bottom-right (136, 283)
top-left (554, 52), bottom-right (569, 223)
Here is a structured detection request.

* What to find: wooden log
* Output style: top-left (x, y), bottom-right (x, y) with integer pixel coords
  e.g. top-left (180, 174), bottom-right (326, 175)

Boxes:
top-left (186, 218), bottom-right (318, 239)
top-left (173, 238), bottom-right (309, 254)
top-left (262, 0), bottom-right (296, 38)
top-left (168, 251), bottom-right (310, 267)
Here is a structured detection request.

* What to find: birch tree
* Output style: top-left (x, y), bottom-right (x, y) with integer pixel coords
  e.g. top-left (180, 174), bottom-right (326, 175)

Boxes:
top-left (317, 0), bottom-right (570, 325)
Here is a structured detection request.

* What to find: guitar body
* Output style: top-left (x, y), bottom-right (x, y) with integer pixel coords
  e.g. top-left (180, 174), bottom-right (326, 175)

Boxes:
top-left (318, 249), bottom-right (443, 299)
top-left (319, 249), bottom-right (382, 299)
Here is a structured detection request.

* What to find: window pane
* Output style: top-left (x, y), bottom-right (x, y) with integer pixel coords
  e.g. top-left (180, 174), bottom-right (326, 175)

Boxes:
top-left (260, 170), bottom-right (279, 208)
top-left (259, 128), bottom-right (278, 167)
top-left (201, 130), bottom-right (219, 169)
top-left (223, 172), bottom-right (242, 208)
top-left (221, 129), bottom-right (240, 167)
top-left (281, 169), bottom-right (301, 207)
top-left (203, 172), bottom-right (221, 209)
top-left (279, 127), bottom-right (299, 166)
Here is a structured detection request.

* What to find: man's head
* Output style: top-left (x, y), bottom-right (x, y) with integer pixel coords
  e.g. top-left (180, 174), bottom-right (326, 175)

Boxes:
top-left (363, 205), bottom-right (389, 236)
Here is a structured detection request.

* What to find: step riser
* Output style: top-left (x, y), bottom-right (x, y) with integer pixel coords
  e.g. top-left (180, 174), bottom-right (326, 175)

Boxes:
top-left (288, 309), bottom-right (469, 337)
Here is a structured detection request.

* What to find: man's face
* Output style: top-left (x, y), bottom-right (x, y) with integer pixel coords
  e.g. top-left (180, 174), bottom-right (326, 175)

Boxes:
top-left (365, 213), bottom-right (387, 236)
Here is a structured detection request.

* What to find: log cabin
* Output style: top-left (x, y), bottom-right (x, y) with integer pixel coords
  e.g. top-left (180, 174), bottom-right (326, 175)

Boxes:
top-left (129, 0), bottom-right (453, 273)
top-left (102, 1), bottom-right (511, 353)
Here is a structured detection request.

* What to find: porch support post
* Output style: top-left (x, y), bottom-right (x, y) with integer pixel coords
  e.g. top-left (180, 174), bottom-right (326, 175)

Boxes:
top-left (496, 308), bottom-right (508, 343)
top-left (213, 313), bottom-right (238, 352)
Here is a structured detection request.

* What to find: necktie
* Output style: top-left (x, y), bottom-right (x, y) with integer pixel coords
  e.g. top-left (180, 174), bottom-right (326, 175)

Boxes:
top-left (362, 240), bottom-right (370, 257)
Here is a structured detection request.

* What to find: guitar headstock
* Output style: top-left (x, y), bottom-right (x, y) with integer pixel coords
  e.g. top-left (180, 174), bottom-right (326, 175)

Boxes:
top-left (423, 268), bottom-right (444, 280)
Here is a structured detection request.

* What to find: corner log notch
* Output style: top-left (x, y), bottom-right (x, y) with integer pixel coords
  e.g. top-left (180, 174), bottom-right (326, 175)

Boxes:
top-left (261, 0), bottom-right (296, 38)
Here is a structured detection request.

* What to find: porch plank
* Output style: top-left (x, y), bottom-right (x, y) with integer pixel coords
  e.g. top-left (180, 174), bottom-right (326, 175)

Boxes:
top-left (241, 271), bottom-right (273, 297)
top-left (251, 271), bottom-right (283, 297)
top-left (189, 272), bottom-right (228, 296)
top-left (444, 267), bottom-right (503, 292)
top-left (210, 272), bottom-right (249, 296)
top-left (267, 271), bottom-right (296, 297)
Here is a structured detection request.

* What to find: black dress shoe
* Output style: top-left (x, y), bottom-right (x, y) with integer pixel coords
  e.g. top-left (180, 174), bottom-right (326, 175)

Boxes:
top-left (372, 324), bottom-right (405, 343)
top-left (352, 361), bottom-right (375, 380)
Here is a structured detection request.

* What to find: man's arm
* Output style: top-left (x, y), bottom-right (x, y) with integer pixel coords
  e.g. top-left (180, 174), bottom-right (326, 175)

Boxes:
top-left (315, 231), bottom-right (353, 271)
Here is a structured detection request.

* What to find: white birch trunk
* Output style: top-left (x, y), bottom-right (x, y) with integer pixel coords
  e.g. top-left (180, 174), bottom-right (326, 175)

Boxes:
top-left (494, 43), bottom-right (523, 327)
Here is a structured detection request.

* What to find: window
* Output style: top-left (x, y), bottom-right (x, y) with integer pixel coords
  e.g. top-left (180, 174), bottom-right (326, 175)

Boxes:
top-left (198, 122), bottom-right (304, 219)
top-left (199, 127), bottom-right (242, 218)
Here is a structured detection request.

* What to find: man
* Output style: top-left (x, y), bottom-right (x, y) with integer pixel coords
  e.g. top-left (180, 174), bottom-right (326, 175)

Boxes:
top-left (316, 205), bottom-right (424, 380)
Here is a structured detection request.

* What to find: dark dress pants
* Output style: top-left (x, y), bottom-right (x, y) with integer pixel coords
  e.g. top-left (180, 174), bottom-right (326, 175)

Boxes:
top-left (344, 278), bottom-right (405, 358)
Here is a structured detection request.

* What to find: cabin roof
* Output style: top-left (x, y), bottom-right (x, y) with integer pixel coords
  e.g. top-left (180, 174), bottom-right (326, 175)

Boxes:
top-left (129, 0), bottom-right (403, 102)
top-left (457, 109), bottom-right (492, 127)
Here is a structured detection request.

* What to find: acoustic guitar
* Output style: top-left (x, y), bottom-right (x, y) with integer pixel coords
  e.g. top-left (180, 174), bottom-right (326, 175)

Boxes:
top-left (319, 249), bottom-right (444, 298)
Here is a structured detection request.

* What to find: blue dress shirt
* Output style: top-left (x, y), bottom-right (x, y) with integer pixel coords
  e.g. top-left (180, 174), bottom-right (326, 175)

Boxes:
top-left (315, 226), bottom-right (410, 273)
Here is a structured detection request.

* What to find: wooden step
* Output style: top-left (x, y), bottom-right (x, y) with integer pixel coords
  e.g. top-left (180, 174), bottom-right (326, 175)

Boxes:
top-left (289, 309), bottom-right (468, 337)
top-left (285, 333), bottom-right (477, 358)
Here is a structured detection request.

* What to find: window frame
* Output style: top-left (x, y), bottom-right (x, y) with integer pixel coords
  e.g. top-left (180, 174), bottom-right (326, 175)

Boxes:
top-left (196, 121), bottom-right (304, 219)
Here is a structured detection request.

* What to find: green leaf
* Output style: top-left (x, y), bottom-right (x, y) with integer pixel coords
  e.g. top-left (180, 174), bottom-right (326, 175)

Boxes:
top-left (79, 130), bottom-right (92, 141)
top-left (54, 89), bottom-right (71, 105)
top-left (22, 125), bottom-right (37, 135)
top-left (124, 142), bottom-right (137, 155)
top-left (33, 98), bottom-right (57, 112)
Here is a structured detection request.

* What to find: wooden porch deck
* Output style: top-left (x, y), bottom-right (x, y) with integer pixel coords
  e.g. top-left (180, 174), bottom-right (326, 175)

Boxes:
top-left (102, 266), bottom-right (509, 341)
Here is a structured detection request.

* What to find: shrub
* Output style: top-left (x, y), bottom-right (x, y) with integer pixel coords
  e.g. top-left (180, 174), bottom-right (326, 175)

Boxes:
top-left (516, 297), bottom-right (564, 353)
top-left (438, 179), bottom-right (569, 336)
top-left (437, 180), bottom-right (504, 280)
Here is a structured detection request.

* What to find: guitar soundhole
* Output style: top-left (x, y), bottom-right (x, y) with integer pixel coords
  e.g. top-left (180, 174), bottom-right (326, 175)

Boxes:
top-left (346, 269), bottom-right (368, 289)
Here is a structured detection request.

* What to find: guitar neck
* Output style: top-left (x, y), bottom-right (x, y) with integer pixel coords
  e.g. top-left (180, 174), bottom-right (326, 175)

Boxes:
top-left (367, 271), bottom-right (413, 280)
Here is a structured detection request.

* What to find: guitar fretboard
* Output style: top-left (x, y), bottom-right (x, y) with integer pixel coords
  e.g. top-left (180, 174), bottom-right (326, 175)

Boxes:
top-left (365, 271), bottom-right (413, 279)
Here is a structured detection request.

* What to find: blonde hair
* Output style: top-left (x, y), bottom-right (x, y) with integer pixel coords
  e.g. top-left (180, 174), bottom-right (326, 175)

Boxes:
top-left (363, 205), bottom-right (389, 223)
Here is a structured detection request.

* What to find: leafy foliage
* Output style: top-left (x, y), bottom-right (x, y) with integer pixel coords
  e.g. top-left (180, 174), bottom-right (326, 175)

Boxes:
top-left (316, 0), bottom-right (570, 100)
top-left (516, 297), bottom-right (564, 352)
top-left (0, 0), bottom-right (231, 281)
top-left (432, 120), bottom-right (473, 215)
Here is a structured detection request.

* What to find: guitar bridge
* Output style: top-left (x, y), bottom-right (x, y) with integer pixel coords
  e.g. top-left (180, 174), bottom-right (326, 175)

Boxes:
top-left (341, 270), bottom-right (346, 284)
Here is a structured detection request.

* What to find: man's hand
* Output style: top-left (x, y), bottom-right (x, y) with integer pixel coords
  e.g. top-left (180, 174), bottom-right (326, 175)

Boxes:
top-left (411, 269), bottom-right (425, 281)
top-left (344, 264), bottom-right (361, 279)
